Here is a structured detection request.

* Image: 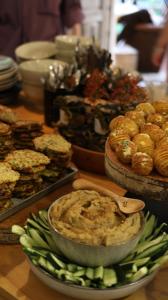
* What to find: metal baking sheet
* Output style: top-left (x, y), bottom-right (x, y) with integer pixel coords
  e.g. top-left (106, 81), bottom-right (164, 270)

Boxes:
top-left (0, 166), bottom-right (78, 222)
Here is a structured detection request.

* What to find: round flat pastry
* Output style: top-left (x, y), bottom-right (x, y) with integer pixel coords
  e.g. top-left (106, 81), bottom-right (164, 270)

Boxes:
top-left (5, 149), bottom-right (50, 171)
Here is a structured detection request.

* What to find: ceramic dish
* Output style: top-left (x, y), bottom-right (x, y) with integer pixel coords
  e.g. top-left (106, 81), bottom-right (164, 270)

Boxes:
top-left (0, 68), bottom-right (17, 81)
top-left (29, 258), bottom-right (157, 300)
top-left (19, 59), bottom-right (67, 85)
top-left (0, 56), bottom-right (14, 71)
top-left (0, 81), bottom-right (18, 92)
top-left (55, 35), bottom-right (97, 51)
top-left (15, 41), bottom-right (56, 62)
top-left (72, 144), bottom-right (105, 174)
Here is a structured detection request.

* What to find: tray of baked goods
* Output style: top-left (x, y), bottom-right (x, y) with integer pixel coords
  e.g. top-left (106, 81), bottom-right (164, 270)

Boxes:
top-left (0, 105), bottom-right (78, 222)
top-left (0, 164), bottom-right (77, 222)
top-left (105, 101), bottom-right (168, 203)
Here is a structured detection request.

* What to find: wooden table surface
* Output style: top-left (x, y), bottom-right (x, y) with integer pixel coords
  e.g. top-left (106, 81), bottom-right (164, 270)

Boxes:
top-left (0, 103), bottom-right (167, 300)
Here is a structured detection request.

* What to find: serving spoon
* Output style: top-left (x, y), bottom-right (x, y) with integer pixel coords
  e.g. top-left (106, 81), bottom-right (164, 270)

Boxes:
top-left (72, 178), bottom-right (145, 214)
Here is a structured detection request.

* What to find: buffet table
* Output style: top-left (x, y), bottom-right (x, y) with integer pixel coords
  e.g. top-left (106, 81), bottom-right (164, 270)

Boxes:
top-left (0, 104), bottom-right (167, 300)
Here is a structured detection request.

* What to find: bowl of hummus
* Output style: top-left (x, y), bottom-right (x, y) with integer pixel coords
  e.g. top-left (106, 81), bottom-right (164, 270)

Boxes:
top-left (48, 190), bottom-right (144, 267)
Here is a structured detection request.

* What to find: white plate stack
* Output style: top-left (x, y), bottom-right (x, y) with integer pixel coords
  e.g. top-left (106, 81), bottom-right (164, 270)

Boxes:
top-left (0, 56), bottom-right (19, 92)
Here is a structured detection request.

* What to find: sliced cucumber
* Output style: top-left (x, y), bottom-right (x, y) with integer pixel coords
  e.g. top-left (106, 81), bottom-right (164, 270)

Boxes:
top-left (11, 225), bottom-right (25, 236)
top-left (38, 256), bottom-right (56, 275)
top-left (24, 247), bottom-right (48, 258)
top-left (103, 268), bottom-right (117, 287)
top-left (85, 268), bottom-right (94, 280)
top-left (120, 257), bottom-right (150, 267)
top-left (48, 253), bottom-right (66, 269)
top-left (94, 266), bottom-right (104, 280)
top-left (136, 233), bottom-right (167, 254)
top-left (140, 215), bottom-right (156, 242)
top-left (136, 242), bottom-right (168, 259)
top-left (38, 210), bottom-right (49, 225)
top-left (20, 234), bottom-right (36, 248)
top-left (67, 264), bottom-right (78, 272)
top-left (130, 266), bottom-right (148, 282)
top-left (28, 228), bottom-right (50, 249)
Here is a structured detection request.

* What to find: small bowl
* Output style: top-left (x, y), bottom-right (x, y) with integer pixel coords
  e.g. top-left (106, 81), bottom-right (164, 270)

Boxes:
top-left (19, 59), bottom-right (67, 85)
top-left (72, 144), bottom-right (105, 174)
top-left (15, 41), bottom-right (56, 62)
top-left (55, 35), bottom-right (98, 51)
top-left (48, 192), bottom-right (144, 267)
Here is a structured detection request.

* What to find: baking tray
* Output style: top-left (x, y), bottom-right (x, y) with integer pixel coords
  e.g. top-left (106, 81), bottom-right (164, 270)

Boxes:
top-left (0, 166), bottom-right (78, 222)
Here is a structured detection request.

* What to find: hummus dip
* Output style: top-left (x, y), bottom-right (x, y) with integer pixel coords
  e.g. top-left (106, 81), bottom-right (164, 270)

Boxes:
top-left (50, 190), bottom-right (141, 246)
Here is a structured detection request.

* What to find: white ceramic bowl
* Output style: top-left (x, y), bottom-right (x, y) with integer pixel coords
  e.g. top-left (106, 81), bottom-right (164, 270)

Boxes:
top-left (55, 35), bottom-right (97, 51)
top-left (19, 59), bottom-right (66, 85)
top-left (15, 41), bottom-right (56, 62)
top-left (29, 258), bottom-right (157, 300)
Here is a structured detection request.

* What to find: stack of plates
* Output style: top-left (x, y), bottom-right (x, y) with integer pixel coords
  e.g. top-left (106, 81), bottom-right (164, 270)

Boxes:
top-left (0, 56), bottom-right (19, 92)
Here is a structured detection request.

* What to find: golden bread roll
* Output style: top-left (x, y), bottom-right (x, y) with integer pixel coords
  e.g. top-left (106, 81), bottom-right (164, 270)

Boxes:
top-left (152, 101), bottom-right (168, 114)
top-left (154, 146), bottom-right (168, 176)
top-left (157, 136), bottom-right (168, 148)
top-left (125, 110), bottom-right (145, 127)
top-left (115, 140), bottom-right (137, 164)
top-left (136, 102), bottom-right (155, 116)
top-left (162, 113), bottom-right (168, 122)
top-left (109, 115), bottom-right (125, 131)
top-left (147, 113), bottom-right (165, 127)
top-left (132, 133), bottom-right (154, 157)
top-left (141, 123), bottom-right (165, 144)
top-left (109, 129), bottom-right (130, 151)
top-left (109, 116), bottom-right (139, 138)
top-left (162, 121), bottom-right (168, 135)
top-left (132, 152), bottom-right (153, 176)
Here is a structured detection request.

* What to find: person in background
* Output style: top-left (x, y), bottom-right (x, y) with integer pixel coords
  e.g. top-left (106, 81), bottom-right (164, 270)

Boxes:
top-left (152, 20), bottom-right (168, 67)
top-left (0, 0), bottom-right (83, 58)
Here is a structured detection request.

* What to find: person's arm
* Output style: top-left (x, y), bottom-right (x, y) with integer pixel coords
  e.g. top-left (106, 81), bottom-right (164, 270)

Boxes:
top-left (60, 0), bottom-right (84, 35)
top-left (70, 23), bottom-right (81, 36)
top-left (152, 21), bottom-right (168, 66)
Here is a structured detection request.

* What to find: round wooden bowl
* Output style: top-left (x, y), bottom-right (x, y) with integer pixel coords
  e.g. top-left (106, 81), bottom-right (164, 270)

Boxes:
top-left (72, 144), bottom-right (105, 174)
top-left (105, 139), bottom-right (168, 202)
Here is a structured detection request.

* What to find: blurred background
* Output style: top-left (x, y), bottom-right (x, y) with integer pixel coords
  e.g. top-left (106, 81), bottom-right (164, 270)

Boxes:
top-left (80, 0), bottom-right (167, 80)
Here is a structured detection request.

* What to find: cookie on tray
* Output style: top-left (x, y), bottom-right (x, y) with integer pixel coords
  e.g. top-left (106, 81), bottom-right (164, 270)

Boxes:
top-left (0, 162), bottom-right (20, 211)
top-left (0, 105), bottom-right (18, 124)
top-left (0, 122), bottom-right (13, 160)
top-left (5, 149), bottom-right (50, 171)
top-left (12, 120), bottom-right (43, 150)
top-left (5, 150), bottom-right (50, 198)
top-left (33, 133), bottom-right (72, 182)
